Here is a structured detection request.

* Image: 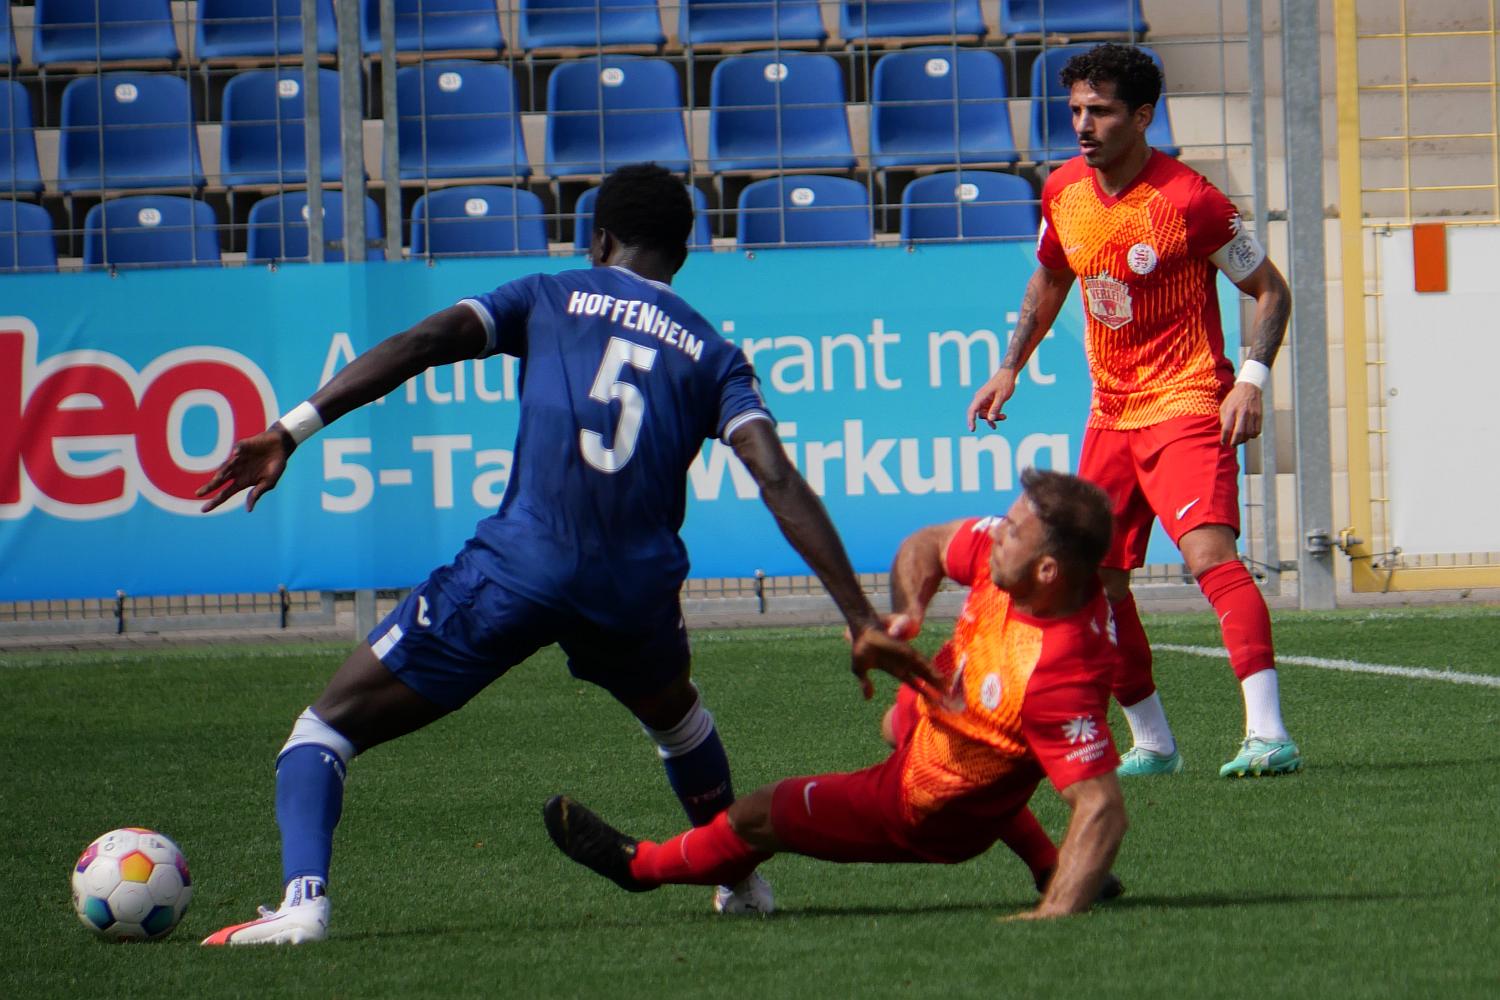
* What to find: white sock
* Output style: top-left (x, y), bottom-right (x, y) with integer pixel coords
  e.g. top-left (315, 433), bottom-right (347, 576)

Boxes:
top-left (1120, 691), bottom-right (1176, 755)
top-left (1241, 669), bottom-right (1289, 741)
top-left (281, 876), bottom-right (327, 909)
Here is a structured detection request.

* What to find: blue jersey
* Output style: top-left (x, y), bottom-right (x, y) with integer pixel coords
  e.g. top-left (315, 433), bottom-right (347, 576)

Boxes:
top-left (458, 265), bottom-right (771, 630)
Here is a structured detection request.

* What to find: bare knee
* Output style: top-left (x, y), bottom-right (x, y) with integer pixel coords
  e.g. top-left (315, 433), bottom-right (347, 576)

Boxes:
top-left (310, 643), bottom-right (448, 753)
top-left (1178, 525), bottom-right (1239, 577)
top-left (879, 705), bottom-right (898, 748)
top-left (727, 785), bottom-right (781, 852)
top-left (618, 669), bottom-right (699, 733)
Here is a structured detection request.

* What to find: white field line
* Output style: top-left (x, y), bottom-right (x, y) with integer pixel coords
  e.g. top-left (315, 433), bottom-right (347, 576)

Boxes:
top-left (1155, 644), bottom-right (1500, 688)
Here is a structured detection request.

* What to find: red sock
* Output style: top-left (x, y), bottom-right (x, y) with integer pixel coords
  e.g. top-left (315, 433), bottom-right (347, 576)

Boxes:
top-left (997, 807), bottom-right (1058, 879)
top-left (628, 811), bottom-right (769, 887)
top-left (1197, 560), bottom-right (1275, 680)
top-left (1109, 591), bottom-right (1157, 707)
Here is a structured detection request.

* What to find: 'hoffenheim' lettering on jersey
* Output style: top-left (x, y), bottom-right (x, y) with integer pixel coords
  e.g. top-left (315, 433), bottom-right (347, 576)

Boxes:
top-left (455, 265), bottom-right (770, 631)
top-left (564, 290), bottom-right (705, 362)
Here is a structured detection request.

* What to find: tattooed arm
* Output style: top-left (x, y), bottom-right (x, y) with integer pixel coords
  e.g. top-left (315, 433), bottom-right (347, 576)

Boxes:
top-left (966, 264), bottom-right (1076, 431)
top-left (1219, 258), bottom-right (1291, 447)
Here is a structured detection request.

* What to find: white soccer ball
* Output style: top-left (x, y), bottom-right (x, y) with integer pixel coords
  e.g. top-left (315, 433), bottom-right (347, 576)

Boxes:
top-left (71, 828), bottom-right (193, 940)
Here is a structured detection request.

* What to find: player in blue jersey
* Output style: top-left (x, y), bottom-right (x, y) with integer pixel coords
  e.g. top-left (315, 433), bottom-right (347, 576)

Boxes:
top-left (196, 165), bottom-right (937, 946)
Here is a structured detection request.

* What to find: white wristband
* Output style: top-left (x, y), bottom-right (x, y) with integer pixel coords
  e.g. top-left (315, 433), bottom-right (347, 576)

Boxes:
top-left (1236, 359), bottom-right (1271, 390)
top-left (277, 401), bottom-right (324, 445)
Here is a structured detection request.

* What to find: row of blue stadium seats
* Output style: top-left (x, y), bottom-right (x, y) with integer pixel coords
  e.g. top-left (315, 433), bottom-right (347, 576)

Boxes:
top-left (1, 1), bottom-right (1147, 65)
top-left (0, 171), bottom-right (1041, 269)
top-left (0, 47), bottom-right (1176, 195)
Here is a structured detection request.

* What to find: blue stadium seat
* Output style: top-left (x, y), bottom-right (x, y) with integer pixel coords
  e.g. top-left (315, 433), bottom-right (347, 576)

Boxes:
top-left (572, 183), bottom-right (712, 251)
top-left (679, 0), bottom-right (826, 47)
top-left (0, 201), bottom-right (58, 272)
top-left (900, 171), bottom-right (1038, 242)
top-left (396, 61), bottom-right (530, 181)
top-left (709, 52), bottom-right (855, 173)
top-left (220, 69), bottom-right (343, 188)
top-left (870, 47), bottom-right (1018, 169)
top-left (411, 185), bottom-right (548, 257)
top-left (59, 74), bottom-right (205, 193)
top-left (1029, 44), bottom-right (1178, 161)
top-left (360, 0), bottom-right (504, 55)
top-left (247, 191), bottom-right (386, 263)
top-left (839, 0), bottom-right (985, 42)
top-left (736, 175), bottom-right (871, 248)
top-left (34, 0), bottom-right (180, 65)
top-left (519, 0), bottom-right (665, 50)
top-left (196, 0), bottom-right (338, 61)
top-left (0, 82), bottom-right (44, 196)
top-left (546, 57), bottom-right (690, 177)
top-left (1000, 0), bottom-right (1147, 36)
top-left (83, 196), bottom-right (220, 268)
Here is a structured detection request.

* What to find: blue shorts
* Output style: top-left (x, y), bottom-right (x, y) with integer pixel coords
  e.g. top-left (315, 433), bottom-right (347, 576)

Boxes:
top-left (367, 550), bottom-right (690, 711)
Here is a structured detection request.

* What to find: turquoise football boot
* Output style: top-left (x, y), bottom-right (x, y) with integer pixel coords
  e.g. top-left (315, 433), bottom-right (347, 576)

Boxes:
top-left (1116, 746), bottom-right (1184, 776)
top-left (1219, 737), bottom-right (1302, 777)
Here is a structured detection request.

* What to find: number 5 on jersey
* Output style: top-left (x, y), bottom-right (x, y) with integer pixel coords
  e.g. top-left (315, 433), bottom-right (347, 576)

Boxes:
top-left (580, 336), bottom-right (659, 473)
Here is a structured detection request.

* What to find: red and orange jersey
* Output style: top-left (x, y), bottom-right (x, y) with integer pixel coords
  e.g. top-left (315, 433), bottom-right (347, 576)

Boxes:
top-left (900, 518), bottom-right (1121, 824)
top-left (1037, 151), bottom-right (1244, 430)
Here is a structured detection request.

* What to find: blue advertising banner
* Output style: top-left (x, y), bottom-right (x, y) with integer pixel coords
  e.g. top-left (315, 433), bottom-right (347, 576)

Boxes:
top-left (0, 245), bottom-right (1238, 601)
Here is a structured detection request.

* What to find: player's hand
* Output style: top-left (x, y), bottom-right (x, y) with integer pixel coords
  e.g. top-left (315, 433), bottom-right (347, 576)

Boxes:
top-left (1219, 382), bottom-right (1264, 447)
top-left (966, 368), bottom-right (1020, 431)
top-left (196, 429), bottom-right (292, 513)
top-left (849, 626), bottom-right (942, 702)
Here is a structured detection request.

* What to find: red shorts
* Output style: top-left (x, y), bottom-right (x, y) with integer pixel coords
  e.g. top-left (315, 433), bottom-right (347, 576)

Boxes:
top-left (1077, 412), bottom-right (1241, 571)
top-left (771, 688), bottom-right (1039, 865)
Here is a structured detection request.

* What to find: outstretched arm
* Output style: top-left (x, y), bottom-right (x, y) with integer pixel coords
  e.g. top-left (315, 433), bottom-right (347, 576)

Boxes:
top-left (729, 418), bottom-right (939, 698)
top-left (1010, 773), bottom-right (1127, 920)
top-left (1219, 258), bottom-right (1291, 447)
top-left (197, 305), bottom-right (489, 512)
top-left (966, 264), bottom-right (1075, 431)
top-left (886, 520), bottom-right (967, 639)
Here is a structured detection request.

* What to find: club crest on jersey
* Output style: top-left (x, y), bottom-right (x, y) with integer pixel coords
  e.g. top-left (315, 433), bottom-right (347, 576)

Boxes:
top-left (979, 673), bottom-right (1003, 710)
top-left (1083, 272), bottom-right (1133, 329)
top-left (1127, 242), bottom-right (1157, 274)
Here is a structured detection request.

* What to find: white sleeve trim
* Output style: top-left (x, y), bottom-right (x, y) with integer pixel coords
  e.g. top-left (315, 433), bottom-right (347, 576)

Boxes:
top-left (720, 409), bottom-right (773, 442)
top-left (1208, 230), bottom-right (1267, 283)
top-left (458, 298), bottom-right (497, 356)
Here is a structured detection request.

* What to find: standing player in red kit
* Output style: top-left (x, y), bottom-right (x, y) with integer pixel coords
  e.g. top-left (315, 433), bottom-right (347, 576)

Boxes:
top-left (967, 44), bottom-right (1300, 778)
top-left (544, 469), bottom-right (1128, 919)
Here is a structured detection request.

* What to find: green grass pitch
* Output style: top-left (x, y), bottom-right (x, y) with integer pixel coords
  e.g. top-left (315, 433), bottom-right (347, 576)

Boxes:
top-left (3, 605), bottom-right (1498, 999)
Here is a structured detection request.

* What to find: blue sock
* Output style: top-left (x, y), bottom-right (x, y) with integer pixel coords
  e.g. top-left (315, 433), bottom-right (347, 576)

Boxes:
top-left (275, 744), bottom-right (347, 886)
top-left (661, 726), bottom-right (735, 827)
top-left (644, 692), bottom-right (736, 827)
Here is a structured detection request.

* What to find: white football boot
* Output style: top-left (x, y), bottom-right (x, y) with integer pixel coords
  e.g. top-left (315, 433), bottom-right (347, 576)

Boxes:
top-left (201, 878), bottom-right (330, 946)
top-left (713, 872), bottom-right (775, 916)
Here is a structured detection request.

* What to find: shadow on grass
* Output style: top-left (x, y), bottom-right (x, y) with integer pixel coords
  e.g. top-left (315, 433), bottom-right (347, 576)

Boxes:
top-left (1109, 889), bottom-right (1426, 911)
top-left (331, 889), bottom-right (1435, 942)
top-left (782, 899), bottom-right (1036, 920)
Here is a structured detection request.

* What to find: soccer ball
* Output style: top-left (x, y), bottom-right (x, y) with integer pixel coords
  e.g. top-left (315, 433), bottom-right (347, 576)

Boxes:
top-left (71, 828), bottom-right (192, 941)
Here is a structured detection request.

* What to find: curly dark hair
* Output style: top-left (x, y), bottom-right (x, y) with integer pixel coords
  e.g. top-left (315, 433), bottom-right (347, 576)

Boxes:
top-left (1019, 468), bottom-right (1114, 583)
top-left (1058, 43), bottom-right (1163, 111)
top-left (593, 163), bottom-right (694, 268)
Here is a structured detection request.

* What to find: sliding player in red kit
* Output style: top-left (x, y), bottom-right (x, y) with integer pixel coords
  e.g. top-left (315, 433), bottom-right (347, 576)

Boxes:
top-left (544, 469), bottom-right (1128, 920)
top-left (967, 44), bottom-right (1300, 778)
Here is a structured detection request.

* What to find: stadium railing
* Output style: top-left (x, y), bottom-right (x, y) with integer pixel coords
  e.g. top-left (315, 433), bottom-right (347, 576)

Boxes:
top-left (0, 0), bottom-right (1273, 637)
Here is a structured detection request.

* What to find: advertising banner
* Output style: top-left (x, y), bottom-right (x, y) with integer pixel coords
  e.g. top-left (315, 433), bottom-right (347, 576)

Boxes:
top-left (0, 244), bottom-right (1238, 600)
